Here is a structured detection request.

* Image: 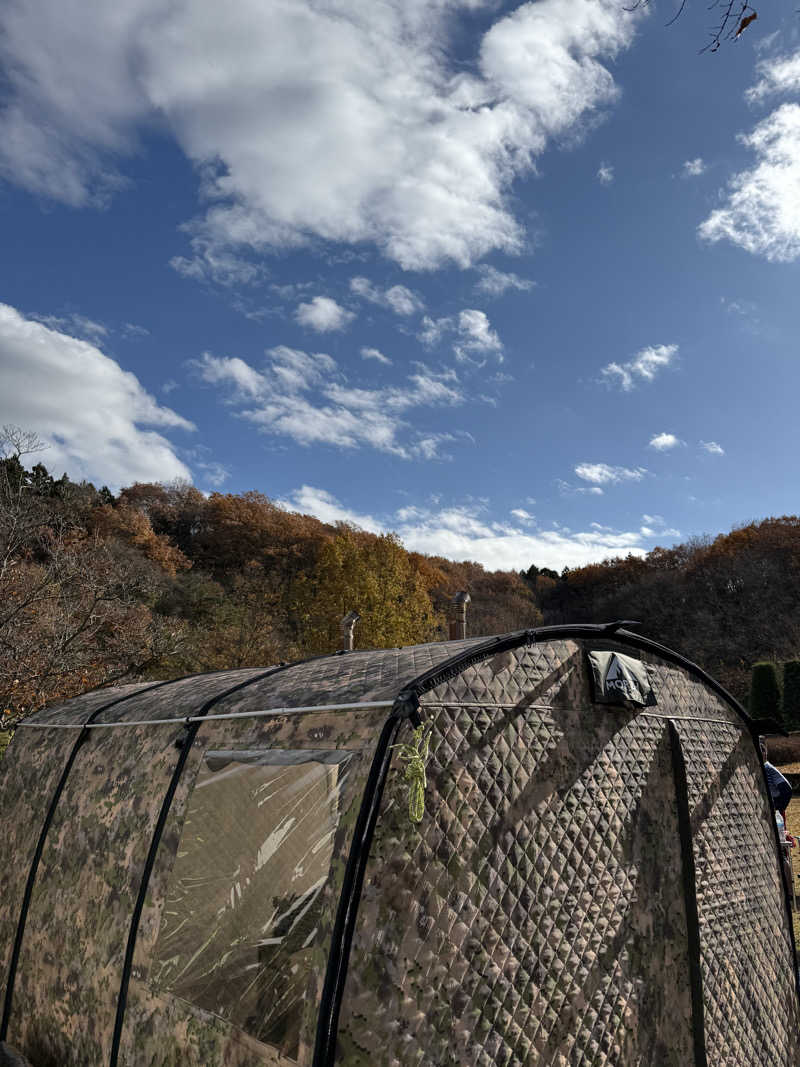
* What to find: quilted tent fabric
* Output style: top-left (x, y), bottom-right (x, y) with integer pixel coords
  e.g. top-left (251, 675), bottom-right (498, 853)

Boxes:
top-left (0, 642), bottom-right (485, 1067)
top-left (0, 632), bottom-right (797, 1067)
top-left (336, 639), bottom-right (800, 1066)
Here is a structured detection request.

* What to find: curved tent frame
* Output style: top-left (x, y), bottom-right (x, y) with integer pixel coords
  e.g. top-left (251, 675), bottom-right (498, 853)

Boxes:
top-left (0, 623), bottom-right (797, 1067)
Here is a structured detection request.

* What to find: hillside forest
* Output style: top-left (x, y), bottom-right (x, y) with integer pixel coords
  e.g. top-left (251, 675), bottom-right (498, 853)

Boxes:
top-left (2, 427), bottom-right (800, 737)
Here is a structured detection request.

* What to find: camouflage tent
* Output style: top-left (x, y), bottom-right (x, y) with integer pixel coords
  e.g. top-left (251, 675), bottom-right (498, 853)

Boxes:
top-left (0, 624), bottom-right (798, 1066)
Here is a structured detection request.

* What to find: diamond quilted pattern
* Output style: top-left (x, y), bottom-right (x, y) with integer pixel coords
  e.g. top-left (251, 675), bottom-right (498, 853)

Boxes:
top-left (673, 718), bottom-right (800, 1066)
top-left (336, 640), bottom-right (736, 1066)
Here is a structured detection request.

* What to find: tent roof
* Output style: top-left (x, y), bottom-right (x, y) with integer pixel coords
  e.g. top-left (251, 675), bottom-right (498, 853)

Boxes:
top-left (30, 638), bottom-right (487, 727)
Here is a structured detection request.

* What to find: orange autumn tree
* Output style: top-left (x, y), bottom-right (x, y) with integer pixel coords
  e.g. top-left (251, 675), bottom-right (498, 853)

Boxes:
top-left (291, 529), bottom-right (441, 655)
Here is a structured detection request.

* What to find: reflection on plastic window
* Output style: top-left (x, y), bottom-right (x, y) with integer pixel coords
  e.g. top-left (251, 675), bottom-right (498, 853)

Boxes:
top-left (151, 748), bottom-right (358, 1060)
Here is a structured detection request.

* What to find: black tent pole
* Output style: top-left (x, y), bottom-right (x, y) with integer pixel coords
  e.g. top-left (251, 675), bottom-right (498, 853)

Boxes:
top-left (108, 651), bottom-right (348, 1067)
top-left (0, 672), bottom-right (232, 1044)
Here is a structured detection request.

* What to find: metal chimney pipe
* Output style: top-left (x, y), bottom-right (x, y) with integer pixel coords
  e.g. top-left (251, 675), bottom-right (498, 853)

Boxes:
top-left (448, 591), bottom-right (471, 641)
top-left (340, 610), bottom-right (361, 652)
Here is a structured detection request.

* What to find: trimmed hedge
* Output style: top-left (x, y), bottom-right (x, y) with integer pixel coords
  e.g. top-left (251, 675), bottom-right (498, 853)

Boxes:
top-left (783, 660), bottom-right (800, 731)
top-left (749, 661), bottom-right (782, 723)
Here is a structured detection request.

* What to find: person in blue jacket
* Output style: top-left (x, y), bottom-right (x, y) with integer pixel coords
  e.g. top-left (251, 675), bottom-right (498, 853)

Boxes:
top-left (760, 737), bottom-right (794, 814)
top-left (760, 737), bottom-right (796, 903)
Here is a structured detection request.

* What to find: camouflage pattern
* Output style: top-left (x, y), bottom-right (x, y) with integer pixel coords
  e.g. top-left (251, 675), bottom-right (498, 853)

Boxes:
top-left (120, 709), bottom-right (382, 1067)
top-left (337, 640), bottom-right (800, 1065)
top-left (674, 716), bottom-right (797, 1062)
top-left (0, 682), bottom-right (152, 1030)
top-left (0, 643), bottom-right (483, 1067)
top-left (0, 637), bottom-right (797, 1066)
top-left (4, 671), bottom-right (264, 1066)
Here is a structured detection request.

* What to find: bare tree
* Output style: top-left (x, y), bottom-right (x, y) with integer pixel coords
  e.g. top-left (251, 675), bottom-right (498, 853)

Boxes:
top-left (629, 0), bottom-right (761, 52)
top-left (0, 429), bottom-right (184, 728)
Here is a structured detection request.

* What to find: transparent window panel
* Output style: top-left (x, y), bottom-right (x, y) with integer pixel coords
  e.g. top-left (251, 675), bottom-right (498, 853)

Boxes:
top-left (150, 749), bottom-right (360, 1060)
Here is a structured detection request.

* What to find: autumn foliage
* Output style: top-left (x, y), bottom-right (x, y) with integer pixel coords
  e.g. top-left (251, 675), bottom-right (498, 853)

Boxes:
top-left (539, 518), bottom-right (800, 702)
top-left (0, 436), bottom-right (543, 728)
top-left (4, 426), bottom-right (800, 729)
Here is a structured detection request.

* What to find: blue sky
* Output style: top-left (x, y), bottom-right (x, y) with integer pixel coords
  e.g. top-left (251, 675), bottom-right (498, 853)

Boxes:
top-left (2, 0), bottom-right (800, 571)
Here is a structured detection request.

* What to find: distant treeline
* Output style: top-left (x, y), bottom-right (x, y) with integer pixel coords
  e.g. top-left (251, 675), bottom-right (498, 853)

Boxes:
top-left (0, 439), bottom-right (540, 726)
top-left (3, 431), bottom-right (799, 725)
top-left (538, 520), bottom-right (800, 703)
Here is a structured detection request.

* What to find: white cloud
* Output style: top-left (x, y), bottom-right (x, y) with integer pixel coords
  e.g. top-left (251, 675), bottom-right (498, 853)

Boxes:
top-left (474, 264), bottom-right (536, 296)
top-left (295, 296), bottom-right (355, 332)
top-left (700, 440), bottom-right (725, 455)
top-left (557, 479), bottom-right (604, 496)
top-left (511, 507), bottom-right (534, 522)
top-left (28, 311), bottom-right (108, 342)
top-left (699, 103), bottom-right (800, 262)
top-left (0, 302), bottom-right (193, 487)
top-left (278, 485), bottom-right (384, 532)
top-left (418, 308), bottom-right (504, 362)
top-left (281, 487), bottom-right (647, 570)
top-left (648, 431), bottom-right (682, 451)
top-left (170, 248), bottom-right (264, 287)
top-left (418, 315), bottom-right (453, 347)
top-left (574, 462), bottom-right (646, 485)
top-left (360, 346), bottom-right (392, 365)
top-left (195, 352), bottom-right (268, 397)
top-left (721, 296), bottom-right (759, 322)
top-left (746, 52), bottom-right (800, 103)
top-left (349, 277), bottom-right (423, 315)
top-left (597, 161), bottom-right (614, 184)
top-left (599, 343), bottom-right (678, 391)
top-left (640, 524), bottom-right (679, 539)
top-left (122, 321), bottom-right (150, 338)
top-left (0, 0), bottom-right (640, 271)
top-left (196, 460), bottom-right (231, 487)
top-left (454, 309), bottom-right (503, 362)
top-left (639, 513), bottom-right (680, 539)
top-left (194, 346), bottom-right (465, 459)
top-left (682, 157), bottom-right (706, 177)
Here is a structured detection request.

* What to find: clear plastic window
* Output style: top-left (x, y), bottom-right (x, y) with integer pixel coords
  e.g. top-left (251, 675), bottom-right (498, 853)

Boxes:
top-left (150, 748), bottom-right (359, 1059)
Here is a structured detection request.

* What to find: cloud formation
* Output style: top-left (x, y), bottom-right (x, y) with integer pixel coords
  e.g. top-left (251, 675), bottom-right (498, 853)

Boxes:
top-left (600, 343), bottom-right (678, 391)
top-left (746, 53), bottom-right (800, 104)
top-left (349, 277), bottom-right (423, 315)
top-left (648, 431), bottom-right (682, 451)
top-left (574, 462), bottom-right (646, 485)
top-left (455, 309), bottom-right (503, 362)
top-left (597, 162), bottom-right (614, 184)
top-left (0, 0), bottom-right (640, 270)
top-left (194, 346), bottom-right (466, 459)
top-left (474, 264), bottom-right (536, 296)
top-left (700, 102), bottom-right (800, 262)
top-left (639, 514), bottom-right (680, 539)
top-left (360, 346), bottom-right (392, 365)
top-left (0, 302), bottom-right (193, 487)
top-left (557, 479), bottom-right (604, 496)
top-left (700, 440), bottom-right (725, 455)
top-left (420, 309), bottom-right (504, 363)
top-left (281, 485), bottom-right (648, 570)
top-left (682, 158), bottom-right (706, 177)
top-left (295, 296), bottom-right (355, 332)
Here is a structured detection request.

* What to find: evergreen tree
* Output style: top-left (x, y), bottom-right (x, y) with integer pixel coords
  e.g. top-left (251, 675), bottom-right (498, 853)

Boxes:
top-left (749, 662), bottom-right (782, 724)
top-left (782, 660), bottom-right (800, 731)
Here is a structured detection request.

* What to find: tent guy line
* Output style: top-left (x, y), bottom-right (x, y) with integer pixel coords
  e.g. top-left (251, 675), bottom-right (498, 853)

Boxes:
top-left (14, 703), bottom-right (740, 731)
top-left (12, 700), bottom-right (397, 729)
